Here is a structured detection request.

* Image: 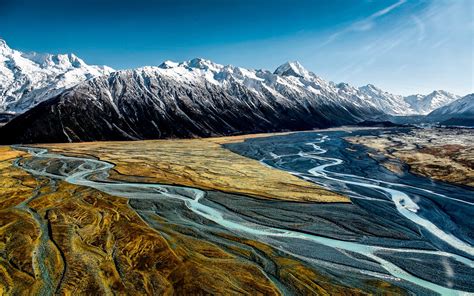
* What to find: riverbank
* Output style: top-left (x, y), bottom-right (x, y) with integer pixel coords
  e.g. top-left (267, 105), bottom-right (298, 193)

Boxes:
top-left (34, 135), bottom-right (347, 203)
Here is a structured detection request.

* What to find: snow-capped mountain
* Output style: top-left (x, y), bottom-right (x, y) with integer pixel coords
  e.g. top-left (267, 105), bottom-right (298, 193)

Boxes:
top-left (358, 85), bottom-right (460, 115)
top-left (358, 84), bottom-right (410, 115)
top-left (428, 94), bottom-right (474, 118)
top-left (274, 61), bottom-right (312, 78)
top-left (0, 39), bottom-right (113, 118)
top-left (0, 38), bottom-right (460, 122)
top-left (0, 58), bottom-right (384, 144)
top-left (0, 53), bottom-right (465, 143)
top-left (404, 90), bottom-right (460, 115)
top-left (152, 59), bottom-right (383, 111)
top-left (0, 37), bottom-right (459, 122)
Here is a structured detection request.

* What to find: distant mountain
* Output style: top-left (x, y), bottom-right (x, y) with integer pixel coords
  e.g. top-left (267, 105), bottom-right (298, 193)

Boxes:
top-left (358, 85), bottom-right (460, 115)
top-left (429, 94), bottom-right (474, 117)
top-left (0, 39), bottom-right (113, 117)
top-left (427, 94), bottom-right (474, 126)
top-left (0, 59), bottom-right (384, 144)
top-left (358, 84), bottom-right (410, 115)
top-left (0, 38), bottom-right (460, 120)
top-left (404, 90), bottom-right (460, 115)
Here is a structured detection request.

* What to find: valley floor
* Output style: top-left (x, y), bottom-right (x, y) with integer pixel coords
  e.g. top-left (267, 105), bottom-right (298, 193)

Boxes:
top-left (1, 128), bottom-right (472, 295)
top-left (39, 134), bottom-right (347, 203)
top-left (0, 134), bottom-right (386, 295)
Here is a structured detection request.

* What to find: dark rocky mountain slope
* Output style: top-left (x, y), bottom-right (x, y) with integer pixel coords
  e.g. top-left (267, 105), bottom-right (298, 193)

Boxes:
top-left (0, 60), bottom-right (384, 144)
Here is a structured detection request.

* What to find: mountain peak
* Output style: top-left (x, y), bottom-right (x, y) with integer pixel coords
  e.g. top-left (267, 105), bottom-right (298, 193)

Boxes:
top-left (158, 60), bottom-right (180, 69)
top-left (185, 58), bottom-right (223, 71)
top-left (0, 40), bottom-right (113, 115)
top-left (359, 84), bottom-right (381, 92)
top-left (65, 53), bottom-right (86, 68)
top-left (423, 90), bottom-right (459, 101)
top-left (21, 51), bottom-right (87, 68)
top-left (428, 90), bottom-right (451, 97)
top-left (365, 84), bottom-right (380, 90)
top-left (0, 39), bottom-right (12, 54)
top-left (274, 61), bottom-right (310, 78)
top-left (428, 92), bottom-right (474, 118)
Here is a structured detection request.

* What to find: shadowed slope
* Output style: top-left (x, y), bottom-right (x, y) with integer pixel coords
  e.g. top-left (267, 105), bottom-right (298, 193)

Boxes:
top-left (0, 63), bottom-right (383, 144)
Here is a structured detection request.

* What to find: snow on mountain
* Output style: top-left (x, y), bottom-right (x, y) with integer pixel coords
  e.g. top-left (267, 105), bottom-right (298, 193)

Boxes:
top-left (428, 93), bottom-right (474, 118)
top-left (404, 90), bottom-right (460, 115)
top-left (358, 85), bottom-right (460, 115)
top-left (152, 58), bottom-right (379, 111)
top-left (0, 58), bottom-right (385, 144)
top-left (358, 84), bottom-right (411, 115)
top-left (0, 37), bottom-right (459, 121)
top-left (0, 39), bottom-right (113, 116)
top-left (274, 61), bottom-right (312, 79)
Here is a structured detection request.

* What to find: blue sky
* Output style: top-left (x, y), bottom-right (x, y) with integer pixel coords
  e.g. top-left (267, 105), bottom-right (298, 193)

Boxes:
top-left (1, 0), bottom-right (472, 95)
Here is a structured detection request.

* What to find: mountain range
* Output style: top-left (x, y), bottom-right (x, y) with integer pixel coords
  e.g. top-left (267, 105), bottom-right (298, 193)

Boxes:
top-left (359, 84), bottom-right (460, 115)
top-left (0, 39), bottom-right (471, 144)
top-left (0, 59), bottom-right (384, 143)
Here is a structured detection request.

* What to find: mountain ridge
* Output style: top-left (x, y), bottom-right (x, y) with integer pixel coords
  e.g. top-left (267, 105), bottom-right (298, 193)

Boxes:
top-left (427, 93), bottom-right (474, 124)
top-left (358, 84), bottom-right (460, 115)
top-left (0, 60), bottom-right (384, 144)
top-left (0, 38), bottom-right (462, 119)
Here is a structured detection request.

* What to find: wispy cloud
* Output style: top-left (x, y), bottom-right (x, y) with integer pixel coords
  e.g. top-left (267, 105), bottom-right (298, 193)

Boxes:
top-left (353, 0), bottom-right (406, 31)
top-left (411, 15), bottom-right (426, 43)
top-left (321, 0), bottom-right (406, 46)
top-left (372, 0), bottom-right (407, 18)
top-left (307, 0), bottom-right (472, 95)
top-left (333, 35), bottom-right (404, 82)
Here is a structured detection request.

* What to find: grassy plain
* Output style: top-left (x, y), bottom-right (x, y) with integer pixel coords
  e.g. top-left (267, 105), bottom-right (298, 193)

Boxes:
top-left (42, 135), bottom-right (348, 203)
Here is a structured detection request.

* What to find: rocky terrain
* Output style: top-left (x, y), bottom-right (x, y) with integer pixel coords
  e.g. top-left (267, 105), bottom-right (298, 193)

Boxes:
top-left (346, 128), bottom-right (474, 187)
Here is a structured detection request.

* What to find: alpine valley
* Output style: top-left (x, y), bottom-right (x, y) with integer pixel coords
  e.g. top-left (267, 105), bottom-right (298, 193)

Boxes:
top-left (0, 39), bottom-right (473, 296)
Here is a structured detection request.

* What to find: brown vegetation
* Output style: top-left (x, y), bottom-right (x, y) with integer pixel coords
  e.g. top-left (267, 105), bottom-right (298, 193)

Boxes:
top-left (41, 136), bottom-right (348, 203)
top-left (346, 129), bottom-right (474, 187)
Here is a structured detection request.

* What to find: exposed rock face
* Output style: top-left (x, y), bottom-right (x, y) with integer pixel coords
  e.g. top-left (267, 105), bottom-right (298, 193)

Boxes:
top-left (0, 60), bottom-right (383, 144)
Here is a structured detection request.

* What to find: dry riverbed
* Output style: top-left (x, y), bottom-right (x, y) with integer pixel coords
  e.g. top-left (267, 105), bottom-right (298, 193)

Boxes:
top-left (3, 134), bottom-right (397, 295)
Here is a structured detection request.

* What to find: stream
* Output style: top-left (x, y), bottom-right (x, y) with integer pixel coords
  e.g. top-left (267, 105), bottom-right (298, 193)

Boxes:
top-left (12, 128), bottom-right (474, 295)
